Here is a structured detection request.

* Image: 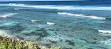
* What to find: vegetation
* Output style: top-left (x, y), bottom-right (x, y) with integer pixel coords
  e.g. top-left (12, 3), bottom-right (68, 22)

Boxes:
top-left (0, 36), bottom-right (61, 49)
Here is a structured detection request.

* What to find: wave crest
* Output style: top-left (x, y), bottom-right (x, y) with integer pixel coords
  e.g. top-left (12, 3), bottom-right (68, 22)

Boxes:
top-left (98, 30), bottom-right (111, 34)
top-left (0, 3), bottom-right (25, 6)
top-left (1, 3), bottom-right (111, 10)
top-left (0, 13), bottom-right (17, 18)
top-left (58, 12), bottom-right (106, 20)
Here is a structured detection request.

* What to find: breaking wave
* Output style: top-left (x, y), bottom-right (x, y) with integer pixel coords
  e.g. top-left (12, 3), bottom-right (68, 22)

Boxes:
top-left (98, 30), bottom-right (111, 34)
top-left (1, 3), bottom-right (111, 10)
top-left (0, 13), bottom-right (17, 18)
top-left (58, 12), bottom-right (106, 20)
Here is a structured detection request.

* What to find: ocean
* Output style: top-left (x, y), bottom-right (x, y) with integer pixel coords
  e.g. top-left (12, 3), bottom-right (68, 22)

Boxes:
top-left (0, 1), bottom-right (111, 49)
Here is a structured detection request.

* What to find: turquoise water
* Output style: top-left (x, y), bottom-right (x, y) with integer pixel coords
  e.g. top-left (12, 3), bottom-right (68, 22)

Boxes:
top-left (0, 1), bottom-right (111, 49)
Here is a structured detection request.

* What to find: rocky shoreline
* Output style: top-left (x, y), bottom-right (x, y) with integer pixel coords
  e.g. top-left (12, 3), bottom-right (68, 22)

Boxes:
top-left (0, 35), bottom-right (60, 49)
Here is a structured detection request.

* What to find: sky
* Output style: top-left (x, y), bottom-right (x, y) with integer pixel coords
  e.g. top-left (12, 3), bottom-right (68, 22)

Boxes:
top-left (0, 0), bottom-right (85, 1)
top-left (0, 0), bottom-right (110, 1)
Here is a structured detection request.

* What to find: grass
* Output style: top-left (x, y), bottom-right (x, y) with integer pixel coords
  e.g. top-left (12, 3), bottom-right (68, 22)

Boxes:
top-left (0, 36), bottom-right (61, 49)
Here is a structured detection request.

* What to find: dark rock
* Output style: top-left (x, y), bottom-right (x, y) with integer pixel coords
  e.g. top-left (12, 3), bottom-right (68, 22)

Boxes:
top-left (37, 48), bottom-right (41, 49)
top-left (21, 27), bottom-right (38, 34)
top-left (97, 46), bottom-right (108, 49)
top-left (50, 40), bottom-right (57, 43)
top-left (62, 48), bottom-right (72, 49)
top-left (90, 42), bottom-right (97, 44)
top-left (16, 36), bottom-right (24, 40)
top-left (60, 40), bottom-right (62, 42)
top-left (46, 30), bottom-right (56, 35)
top-left (0, 22), bottom-right (25, 32)
top-left (35, 28), bottom-right (49, 37)
top-left (12, 24), bottom-right (25, 32)
top-left (65, 40), bottom-right (75, 46)
top-left (87, 48), bottom-right (93, 49)
top-left (80, 39), bottom-right (97, 44)
top-left (93, 38), bottom-right (97, 40)
top-left (106, 36), bottom-right (111, 38)
top-left (43, 44), bottom-right (51, 48)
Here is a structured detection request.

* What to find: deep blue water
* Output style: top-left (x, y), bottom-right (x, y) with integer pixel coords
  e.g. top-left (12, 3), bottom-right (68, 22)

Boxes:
top-left (0, 1), bottom-right (111, 49)
top-left (1, 1), bottom-right (111, 6)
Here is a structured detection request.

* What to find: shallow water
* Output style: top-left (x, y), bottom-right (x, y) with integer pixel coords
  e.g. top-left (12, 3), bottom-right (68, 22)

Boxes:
top-left (0, 1), bottom-right (111, 49)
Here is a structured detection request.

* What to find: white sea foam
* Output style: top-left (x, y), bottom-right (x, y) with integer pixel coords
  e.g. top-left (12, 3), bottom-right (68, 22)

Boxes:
top-left (31, 20), bottom-right (38, 23)
top-left (98, 30), bottom-right (111, 34)
top-left (14, 8), bottom-right (25, 10)
top-left (0, 3), bottom-right (25, 6)
top-left (0, 30), bottom-right (12, 37)
top-left (47, 22), bottom-right (55, 25)
top-left (0, 13), bottom-right (17, 18)
top-left (58, 12), bottom-right (105, 20)
top-left (100, 39), bottom-right (111, 45)
top-left (1, 3), bottom-right (111, 10)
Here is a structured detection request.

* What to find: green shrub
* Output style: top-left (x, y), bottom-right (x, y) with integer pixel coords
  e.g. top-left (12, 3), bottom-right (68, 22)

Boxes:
top-left (0, 36), bottom-right (61, 49)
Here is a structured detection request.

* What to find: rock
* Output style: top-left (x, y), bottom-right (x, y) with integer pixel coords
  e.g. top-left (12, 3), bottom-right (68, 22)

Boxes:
top-left (34, 28), bottom-right (49, 38)
top-left (24, 36), bottom-right (39, 41)
top-left (12, 24), bottom-right (25, 32)
top-left (62, 48), bottom-right (72, 49)
top-left (46, 30), bottom-right (56, 35)
top-left (43, 44), bottom-right (51, 48)
top-left (87, 48), bottom-right (93, 49)
top-left (93, 38), bottom-right (97, 40)
top-left (37, 48), bottom-right (41, 49)
top-left (21, 27), bottom-right (37, 34)
top-left (49, 40), bottom-right (57, 43)
top-left (21, 27), bottom-right (49, 38)
top-left (0, 22), bottom-right (20, 27)
top-left (81, 39), bottom-right (97, 44)
top-left (65, 40), bottom-right (75, 46)
top-left (0, 22), bottom-right (25, 32)
top-left (16, 36), bottom-right (24, 40)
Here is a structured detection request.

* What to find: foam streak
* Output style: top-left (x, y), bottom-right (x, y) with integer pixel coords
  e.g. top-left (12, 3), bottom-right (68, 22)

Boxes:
top-left (58, 12), bottom-right (105, 20)
top-left (0, 13), bottom-right (17, 18)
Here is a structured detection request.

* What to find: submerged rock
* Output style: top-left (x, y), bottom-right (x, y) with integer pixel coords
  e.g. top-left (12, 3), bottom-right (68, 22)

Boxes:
top-left (50, 40), bottom-right (57, 43)
top-left (65, 40), bottom-right (75, 46)
top-left (21, 27), bottom-right (37, 34)
top-left (46, 30), bottom-right (56, 35)
top-left (25, 36), bottom-right (40, 41)
top-left (43, 44), bottom-right (51, 48)
top-left (0, 22), bottom-right (25, 32)
top-left (35, 28), bottom-right (49, 37)
top-left (21, 27), bottom-right (50, 40)
top-left (0, 22), bottom-right (20, 27)
top-left (62, 48), bottom-right (72, 49)
top-left (16, 36), bottom-right (24, 40)
top-left (87, 48), bottom-right (93, 49)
